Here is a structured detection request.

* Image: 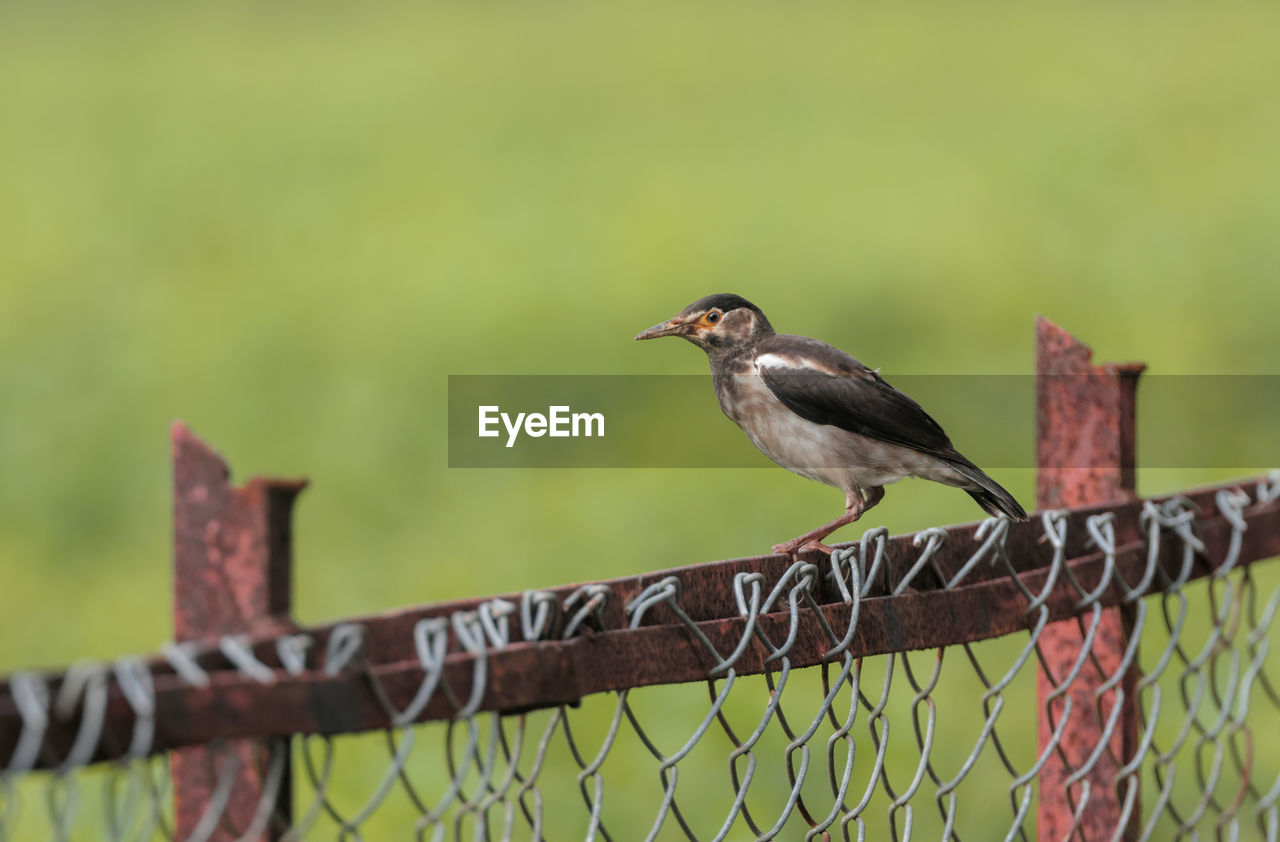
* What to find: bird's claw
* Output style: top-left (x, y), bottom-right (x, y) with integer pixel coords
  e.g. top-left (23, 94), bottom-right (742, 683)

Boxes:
top-left (771, 539), bottom-right (835, 557)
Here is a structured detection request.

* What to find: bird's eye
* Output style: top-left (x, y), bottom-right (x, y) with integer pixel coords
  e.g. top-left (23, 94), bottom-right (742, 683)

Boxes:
top-left (706, 311), bottom-right (721, 324)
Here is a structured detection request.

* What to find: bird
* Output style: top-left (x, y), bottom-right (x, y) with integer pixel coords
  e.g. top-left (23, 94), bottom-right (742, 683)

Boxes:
top-left (635, 293), bottom-right (1027, 555)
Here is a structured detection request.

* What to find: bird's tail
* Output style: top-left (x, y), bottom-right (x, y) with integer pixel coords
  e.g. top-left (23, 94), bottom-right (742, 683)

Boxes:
top-left (945, 455), bottom-right (1029, 522)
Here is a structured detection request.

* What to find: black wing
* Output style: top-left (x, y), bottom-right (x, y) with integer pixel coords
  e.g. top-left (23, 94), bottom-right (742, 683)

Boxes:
top-left (756, 335), bottom-right (956, 458)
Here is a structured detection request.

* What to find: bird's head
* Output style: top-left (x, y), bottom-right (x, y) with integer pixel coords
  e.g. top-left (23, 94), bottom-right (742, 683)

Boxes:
top-left (634, 294), bottom-right (774, 352)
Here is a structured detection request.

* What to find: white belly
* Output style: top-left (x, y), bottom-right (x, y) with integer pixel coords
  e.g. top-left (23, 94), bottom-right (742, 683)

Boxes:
top-left (716, 372), bottom-right (929, 492)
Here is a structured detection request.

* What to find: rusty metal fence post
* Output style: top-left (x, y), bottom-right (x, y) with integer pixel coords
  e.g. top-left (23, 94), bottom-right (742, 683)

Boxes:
top-left (1035, 317), bottom-right (1145, 840)
top-left (170, 422), bottom-right (304, 840)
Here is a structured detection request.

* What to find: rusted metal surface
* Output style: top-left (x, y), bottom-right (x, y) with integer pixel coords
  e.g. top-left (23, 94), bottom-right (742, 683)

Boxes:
top-left (170, 422), bottom-right (303, 841)
top-left (3, 480), bottom-right (1275, 769)
top-left (1036, 317), bottom-right (1145, 841)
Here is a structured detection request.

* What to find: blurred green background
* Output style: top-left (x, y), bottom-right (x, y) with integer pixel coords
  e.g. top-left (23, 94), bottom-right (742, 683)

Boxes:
top-left (2, 0), bottom-right (1277, 838)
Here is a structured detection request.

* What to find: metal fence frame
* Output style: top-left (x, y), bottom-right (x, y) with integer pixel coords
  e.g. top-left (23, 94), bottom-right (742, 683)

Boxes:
top-left (2, 317), bottom-right (1277, 840)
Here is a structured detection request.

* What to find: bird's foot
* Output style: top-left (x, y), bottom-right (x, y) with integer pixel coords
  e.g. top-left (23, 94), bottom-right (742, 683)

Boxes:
top-left (798, 540), bottom-right (836, 556)
top-left (771, 538), bottom-right (836, 557)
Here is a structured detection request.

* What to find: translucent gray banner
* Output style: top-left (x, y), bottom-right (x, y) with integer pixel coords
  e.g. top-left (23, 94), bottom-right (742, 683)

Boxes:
top-left (447, 375), bottom-right (1279, 469)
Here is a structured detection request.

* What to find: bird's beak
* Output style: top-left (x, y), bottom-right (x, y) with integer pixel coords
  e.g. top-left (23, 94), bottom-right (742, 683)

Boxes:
top-left (634, 317), bottom-right (689, 341)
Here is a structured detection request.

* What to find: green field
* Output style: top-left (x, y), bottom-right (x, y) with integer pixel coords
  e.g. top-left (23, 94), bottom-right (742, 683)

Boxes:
top-left (2, 1), bottom-right (1278, 838)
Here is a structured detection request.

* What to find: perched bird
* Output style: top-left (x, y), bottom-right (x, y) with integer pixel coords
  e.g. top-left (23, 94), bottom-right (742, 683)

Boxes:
top-left (636, 293), bottom-right (1027, 554)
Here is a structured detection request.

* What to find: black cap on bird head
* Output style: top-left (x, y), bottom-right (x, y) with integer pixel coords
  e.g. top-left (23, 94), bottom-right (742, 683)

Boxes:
top-left (634, 293), bottom-right (774, 350)
top-left (677, 294), bottom-right (764, 319)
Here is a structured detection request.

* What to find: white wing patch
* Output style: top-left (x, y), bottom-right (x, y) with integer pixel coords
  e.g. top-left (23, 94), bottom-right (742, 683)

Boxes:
top-left (754, 352), bottom-right (849, 378)
top-left (752, 352), bottom-right (792, 370)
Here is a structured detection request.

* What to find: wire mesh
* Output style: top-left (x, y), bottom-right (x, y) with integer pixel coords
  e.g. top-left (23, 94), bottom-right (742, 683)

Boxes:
top-left (3, 474), bottom-right (1280, 840)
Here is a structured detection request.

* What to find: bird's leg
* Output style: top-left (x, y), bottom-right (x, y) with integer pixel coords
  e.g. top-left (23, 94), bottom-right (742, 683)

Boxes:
top-left (771, 511), bottom-right (858, 556)
top-left (772, 486), bottom-right (884, 556)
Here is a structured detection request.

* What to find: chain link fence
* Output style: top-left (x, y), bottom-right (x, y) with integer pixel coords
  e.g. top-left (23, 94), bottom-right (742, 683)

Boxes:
top-left (3, 472), bottom-right (1280, 841)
